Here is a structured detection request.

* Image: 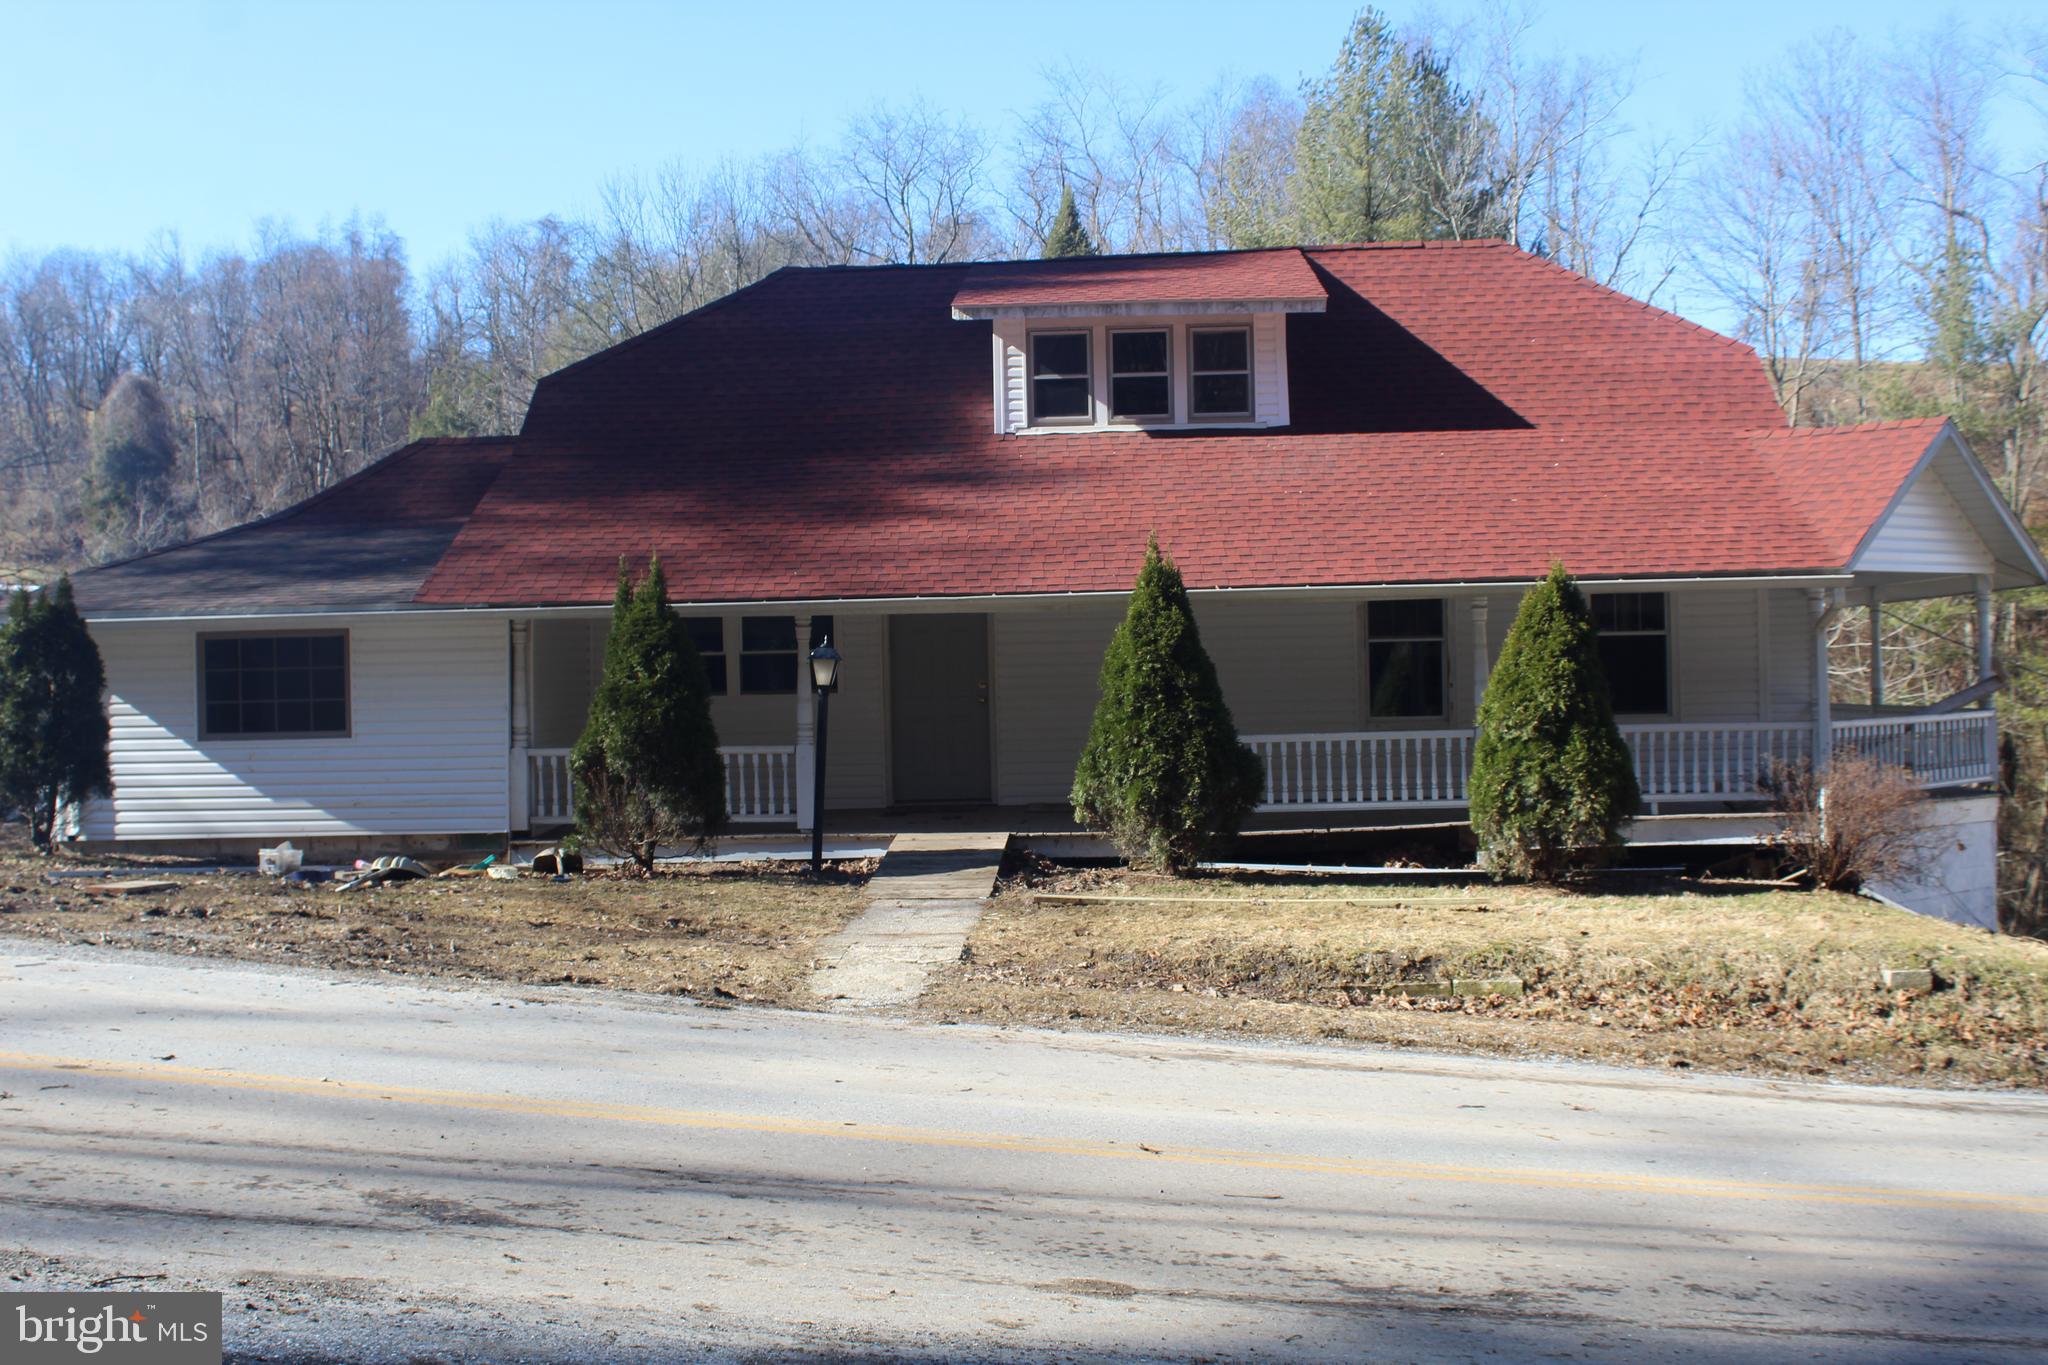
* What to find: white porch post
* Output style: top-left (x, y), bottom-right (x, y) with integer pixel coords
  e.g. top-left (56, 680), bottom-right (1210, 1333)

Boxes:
top-left (794, 613), bottom-right (815, 832)
top-left (1974, 574), bottom-right (1995, 694)
top-left (1866, 586), bottom-right (1885, 708)
top-left (508, 619), bottom-right (532, 833)
top-left (1469, 596), bottom-right (1491, 714)
top-left (1809, 589), bottom-right (1841, 771)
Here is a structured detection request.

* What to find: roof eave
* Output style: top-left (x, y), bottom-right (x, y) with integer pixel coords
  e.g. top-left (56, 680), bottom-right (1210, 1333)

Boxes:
top-left (950, 297), bottom-right (1329, 321)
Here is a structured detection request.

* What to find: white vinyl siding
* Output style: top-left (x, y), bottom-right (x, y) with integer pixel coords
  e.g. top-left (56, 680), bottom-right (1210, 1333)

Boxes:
top-left (81, 614), bottom-right (509, 842)
top-left (1199, 598), bottom-right (1359, 731)
top-left (1856, 465), bottom-right (1995, 577)
top-left (989, 601), bottom-right (1125, 804)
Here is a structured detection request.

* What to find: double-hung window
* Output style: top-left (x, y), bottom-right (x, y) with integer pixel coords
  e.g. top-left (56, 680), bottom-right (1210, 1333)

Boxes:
top-left (684, 616), bottom-right (727, 694)
top-left (1029, 332), bottom-right (1091, 423)
top-left (739, 615), bottom-right (835, 694)
top-left (1109, 329), bottom-right (1171, 421)
top-left (200, 631), bottom-right (349, 738)
top-left (1190, 327), bottom-right (1252, 418)
top-left (1591, 592), bottom-right (1670, 715)
top-left (1365, 600), bottom-right (1446, 719)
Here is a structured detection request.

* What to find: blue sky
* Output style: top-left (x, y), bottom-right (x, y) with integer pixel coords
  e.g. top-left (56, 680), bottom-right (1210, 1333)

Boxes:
top-left (3, 0), bottom-right (2041, 278)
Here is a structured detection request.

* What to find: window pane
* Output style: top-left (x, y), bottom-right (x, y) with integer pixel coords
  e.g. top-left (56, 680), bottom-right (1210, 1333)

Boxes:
top-left (203, 638), bottom-right (237, 669)
top-left (274, 636), bottom-right (310, 667)
top-left (309, 635), bottom-right (345, 669)
top-left (1592, 592), bottom-right (1667, 633)
top-left (741, 616), bottom-right (795, 652)
top-left (205, 670), bottom-right (239, 703)
top-left (1369, 640), bottom-right (1444, 717)
top-left (312, 699), bottom-right (347, 733)
top-left (1111, 330), bottom-right (1167, 374)
top-left (809, 615), bottom-right (834, 650)
top-left (1031, 332), bottom-right (1088, 377)
top-left (741, 653), bottom-right (798, 694)
top-left (276, 700), bottom-right (312, 733)
top-left (702, 656), bottom-right (728, 695)
top-left (1192, 374), bottom-right (1249, 415)
top-left (1367, 599), bottom-right (1445, 639)
top-left (311, 667), bottom-right (345, 702)
top-left (1111, 376), bottom-right (1170, 418)
top-left (240, 701), bottom-right (277, 735)
top-left (205, 702), bottom-right (239, 735)
top-left (1033, 376), bottom-right (1090, 419)
top-left (1192, 329), bottom-right (1248, 372)
top-left (240, 637), bottom-right (274, 667)
top-left (684, 616), bottom-right (724, 655)
top-left (242, 669), bottom-right (275, 702)
top-left (1599, 636), bottom-right (1669, 714)
top-left (275, 668), bottom-right (311, 701)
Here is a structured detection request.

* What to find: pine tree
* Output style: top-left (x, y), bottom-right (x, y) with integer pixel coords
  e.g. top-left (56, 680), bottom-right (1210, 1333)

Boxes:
top-left (571, 556), bottom-right (726, 872)
top-left (1042, 185), bottom-right (1098, 258)
top-left (1467, 564), bottom-right (1639, 880)
top-left (1071, 537), bottom-right (1263, 872)
top-left (0, 578), bottom-right (113, 852)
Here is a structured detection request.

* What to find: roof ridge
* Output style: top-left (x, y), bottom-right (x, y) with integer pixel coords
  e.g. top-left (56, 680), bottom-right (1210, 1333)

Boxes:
top-left (70, 435), bottom-right (514, 579)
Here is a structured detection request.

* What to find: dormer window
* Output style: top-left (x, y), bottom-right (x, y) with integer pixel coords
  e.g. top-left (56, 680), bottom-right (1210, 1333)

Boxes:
top-left (1191, 327), bottom-right (1252, 418)
top-left (1030, 332), bottom-right (1091, 423)
top-left (1110, 329), bottom-right (1171, 421)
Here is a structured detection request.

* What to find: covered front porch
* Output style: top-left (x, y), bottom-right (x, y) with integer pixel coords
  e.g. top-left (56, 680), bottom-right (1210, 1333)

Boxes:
top-left (509, 572), bottom-right (2005, 833)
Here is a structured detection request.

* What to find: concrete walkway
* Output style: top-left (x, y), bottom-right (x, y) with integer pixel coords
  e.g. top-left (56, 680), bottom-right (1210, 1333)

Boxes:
top-left (808, 830), bottom-right (1008, 1010)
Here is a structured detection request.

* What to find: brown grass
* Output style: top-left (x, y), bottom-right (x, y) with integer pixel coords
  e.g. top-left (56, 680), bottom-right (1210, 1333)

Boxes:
top-left (917, 860), bottom-right (2048, 1088)
top-left (0, 827), bottom-right (868, 1007)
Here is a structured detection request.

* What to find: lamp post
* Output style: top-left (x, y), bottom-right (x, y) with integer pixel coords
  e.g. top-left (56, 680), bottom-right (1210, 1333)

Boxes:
top-left (808, 637), bottom-right (842, 877)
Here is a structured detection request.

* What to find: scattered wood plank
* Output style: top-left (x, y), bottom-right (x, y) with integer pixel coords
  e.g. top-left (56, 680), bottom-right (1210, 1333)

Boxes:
top-left (78, 879), bottom-right (180, 897)
top-left (1028, 892), bottom-right (1490, 910)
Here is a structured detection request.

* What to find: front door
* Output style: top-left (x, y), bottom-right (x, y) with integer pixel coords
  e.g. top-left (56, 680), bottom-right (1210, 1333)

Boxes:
top-left (889, 613), bottom-right (992, 804)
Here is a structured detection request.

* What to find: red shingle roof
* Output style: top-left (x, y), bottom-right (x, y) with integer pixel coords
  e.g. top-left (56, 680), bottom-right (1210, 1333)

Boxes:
top-left (953, 247), bottom-right (1326, 312)
top-left (411, 242), bottom-right (1950, 608)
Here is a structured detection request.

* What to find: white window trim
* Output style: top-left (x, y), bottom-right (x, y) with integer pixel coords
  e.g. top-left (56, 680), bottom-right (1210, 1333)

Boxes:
top-left (1362, 599), bottom-right (1449, 723)
top-left (1188, 324), bottom-right (1254, 421)
top-left (1027, 329), bottom-right (1094, 427)
top-left (1591, 591), bottom-right (1674, 719)
top-left (1106, 326), bottom-right (1173, 424)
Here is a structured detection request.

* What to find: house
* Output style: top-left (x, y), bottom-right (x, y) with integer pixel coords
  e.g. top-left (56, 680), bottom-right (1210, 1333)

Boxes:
top-left (63, 242), bottom-right (2046, 926)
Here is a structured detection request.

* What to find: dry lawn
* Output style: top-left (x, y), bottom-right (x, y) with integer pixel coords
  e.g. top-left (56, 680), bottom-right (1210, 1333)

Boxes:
top-left (0, 827), bottom-right (868, 1007)
top-left (919, 860), bottom-right (2048, 1089)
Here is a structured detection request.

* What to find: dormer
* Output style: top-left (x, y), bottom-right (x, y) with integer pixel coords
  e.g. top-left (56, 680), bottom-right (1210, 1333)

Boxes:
top-left (951, 248), bottom-right (1327, 435)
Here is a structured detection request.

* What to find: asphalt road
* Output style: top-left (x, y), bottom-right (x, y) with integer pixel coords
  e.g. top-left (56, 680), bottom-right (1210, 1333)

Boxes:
top-left (2, 943), bottom-right (2045, 1363)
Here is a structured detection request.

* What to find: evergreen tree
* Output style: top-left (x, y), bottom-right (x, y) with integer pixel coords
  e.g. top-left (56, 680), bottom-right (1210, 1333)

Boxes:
top-left (1289, 7), bottom-right (1497, 243)
top-left (0, 578), bottom-right (112, 852)
top-left (1042, 185), bottom-right (1098, 258)
top-left (1071, 537), bottom-right (1263, 872)
top-left (571, 556), bottom-right (726, 872)
top-left (1468, 564), bottom-right (1639, 880)
top-left (86, 374), bottom-right (178, 537)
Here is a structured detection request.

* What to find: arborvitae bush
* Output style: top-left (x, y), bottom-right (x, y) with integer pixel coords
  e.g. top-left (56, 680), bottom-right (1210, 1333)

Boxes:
top-left (1071, 537), bottom-right (1263, 872)
top-left (0, 577), bottom-right (112, 851)
top-left (1041, 184), bottom-right (1099, 258)
top-left (571, 556), bottom-right (726, 872)
top-left (1468, 563), bottom-right (1639, 880)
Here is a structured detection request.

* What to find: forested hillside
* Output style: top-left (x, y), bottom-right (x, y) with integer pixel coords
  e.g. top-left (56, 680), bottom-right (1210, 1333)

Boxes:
top-left (3, 5), bottom-right (2044, 924)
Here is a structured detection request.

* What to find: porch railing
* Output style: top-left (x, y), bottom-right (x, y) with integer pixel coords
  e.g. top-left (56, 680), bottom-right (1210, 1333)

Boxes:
top-left (1245, 712), bottom-right (1998, 813)
top-left (526, 745), bottom-right (799, 826)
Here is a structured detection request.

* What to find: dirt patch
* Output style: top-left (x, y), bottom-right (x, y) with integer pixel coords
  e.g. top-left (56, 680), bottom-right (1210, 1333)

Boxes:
top-left (916, 859), bottom-right (2048, 1089)
top-left (0, 825), bottom-right (870, 1007)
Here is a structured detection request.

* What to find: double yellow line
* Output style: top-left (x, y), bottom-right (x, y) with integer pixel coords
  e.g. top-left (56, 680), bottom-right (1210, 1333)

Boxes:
top-left (3, 1048), bottom-right (2041, 1215)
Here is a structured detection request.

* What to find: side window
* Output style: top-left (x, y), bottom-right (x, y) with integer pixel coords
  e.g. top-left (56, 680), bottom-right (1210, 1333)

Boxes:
top-left (1029, 331), bottom-right (1091, 423)
top-left (684, 616), bottom-right (726, 694)
top-left (739, 616), bottom-right (835, 694)
top-left (1109, 329), bottom-right (1170, 421)
top-left (1365, 600), bottom-right (1445, 719)
top-left (1591, 593), bottom-right (1670, 715)
top-left (200, 632), bottom-right (349, 738)
top-left (1190, 326), bottom-right (1252, 417)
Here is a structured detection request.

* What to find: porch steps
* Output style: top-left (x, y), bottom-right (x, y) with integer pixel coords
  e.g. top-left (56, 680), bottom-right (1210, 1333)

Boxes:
top-left (808, 831), bottom-right (1010, 1010)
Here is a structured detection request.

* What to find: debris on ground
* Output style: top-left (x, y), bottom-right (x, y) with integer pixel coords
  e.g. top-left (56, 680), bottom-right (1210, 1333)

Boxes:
top-left (78, 879), bottom-right (179, 897)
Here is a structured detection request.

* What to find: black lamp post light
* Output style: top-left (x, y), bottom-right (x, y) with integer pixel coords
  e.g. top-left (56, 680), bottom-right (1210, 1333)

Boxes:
top-left (808, 637), bottom-right (843, 876)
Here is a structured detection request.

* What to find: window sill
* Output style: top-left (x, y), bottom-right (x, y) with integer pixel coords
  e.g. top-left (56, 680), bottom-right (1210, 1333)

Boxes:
top-left (1016, 419), bottom-right (1267, 436)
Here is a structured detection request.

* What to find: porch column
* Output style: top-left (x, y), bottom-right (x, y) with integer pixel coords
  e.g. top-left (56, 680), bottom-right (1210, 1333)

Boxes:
top-left (794, 613), bottom-right (815, 832)
top-left (508, 619), bottom-right (532, 834)
top-left (1974, 574), bottom-right (1995, 694)
top-left (1809, 588), bottom-right (1841, 772)
top-left (1866, 586), bottom-right (1884, 707)
top-left (1469, 597), bottom-right (1491, 714)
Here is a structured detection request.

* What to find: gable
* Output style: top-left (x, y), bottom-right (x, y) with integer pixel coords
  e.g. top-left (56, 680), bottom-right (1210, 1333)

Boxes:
top-left (1855, 459), bottom-right (1993, 576)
